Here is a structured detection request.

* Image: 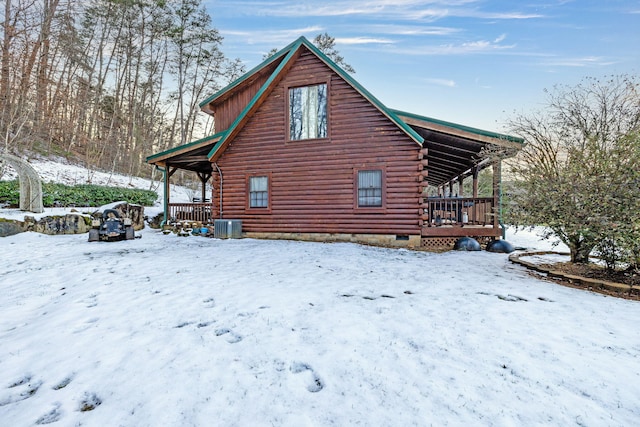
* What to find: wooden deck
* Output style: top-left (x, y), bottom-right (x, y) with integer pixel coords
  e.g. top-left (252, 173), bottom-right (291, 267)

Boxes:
top-left (168, 202), bottom-right (213, 223)
top-left (420, 196), bottom-right (500, 249)
top-left (423, 196), bottom-right (495, 227)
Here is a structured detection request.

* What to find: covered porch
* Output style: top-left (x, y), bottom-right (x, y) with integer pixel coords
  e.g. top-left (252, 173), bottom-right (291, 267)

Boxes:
top-left (146, 133), bottom-right (224, 225)
top-left (394, 111), bottom-right (524, 247)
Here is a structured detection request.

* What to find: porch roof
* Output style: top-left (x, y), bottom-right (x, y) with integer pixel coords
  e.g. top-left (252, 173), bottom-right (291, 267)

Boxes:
top-left (145, 132), bottom-right (225, 173)
top-left (392, 110), bottom-right (524, 187)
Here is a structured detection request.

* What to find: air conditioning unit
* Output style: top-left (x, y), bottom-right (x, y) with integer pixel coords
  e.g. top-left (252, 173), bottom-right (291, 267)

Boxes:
top-left (214, 219), bottom-right (242, 239)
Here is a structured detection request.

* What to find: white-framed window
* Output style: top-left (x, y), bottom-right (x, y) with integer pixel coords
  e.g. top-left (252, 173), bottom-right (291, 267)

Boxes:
top-left (357, 170), bottom-right (383, 207)
top-left (249, 176), bottom-right (269, 208)
top-left (289, 83), bottom-right (327, 140)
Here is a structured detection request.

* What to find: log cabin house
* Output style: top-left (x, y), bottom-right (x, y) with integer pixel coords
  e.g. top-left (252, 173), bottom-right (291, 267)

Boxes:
top-left (146, 36), bottom-right (524, 250)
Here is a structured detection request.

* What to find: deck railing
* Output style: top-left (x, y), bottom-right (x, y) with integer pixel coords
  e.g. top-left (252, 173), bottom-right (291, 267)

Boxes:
top-left (168, 202), bottom-right (213, 223)
top-left (424, 197), bottom-right (495, 227)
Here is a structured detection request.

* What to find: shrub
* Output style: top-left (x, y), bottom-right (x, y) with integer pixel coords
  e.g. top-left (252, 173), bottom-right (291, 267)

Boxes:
top-left (0, 180), bottom-right (157, 207)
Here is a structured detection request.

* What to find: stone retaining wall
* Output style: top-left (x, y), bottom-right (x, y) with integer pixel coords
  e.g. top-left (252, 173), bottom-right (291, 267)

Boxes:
top-left (0, 203), bottom-right (145, 237)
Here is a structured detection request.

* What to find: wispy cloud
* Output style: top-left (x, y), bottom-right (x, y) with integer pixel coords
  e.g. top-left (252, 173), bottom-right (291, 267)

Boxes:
top-left (494, 34), bottom-right (507, 43)
top-left (469, 11), bottom-right (543, 19)
top-left (408, 8), bottom-right (542, 21)
top-left (378, 25), bottom-right (461, 36)
top-left (541, 56), bottom-right (618, 67)
top-left (221, 0), bottom-right (543, 22)
top-left (424, 77), bottom-right (456, 87)
top-left (336, 37), bottom-right (395, 45)
top-left (220, 26), bottom-right (324, 46)
top-left (396, 35), bottom-right (515, 55)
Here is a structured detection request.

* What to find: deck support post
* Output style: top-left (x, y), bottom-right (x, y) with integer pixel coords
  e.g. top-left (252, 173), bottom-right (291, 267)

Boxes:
top-left (492, 160), bottom-right (502, 231)
top-left (196, 171), bottom-right (212, 203)
top-left (164, 166), bottom-right (178, 223)
top-left (472, 166), bottom-right (479, 198)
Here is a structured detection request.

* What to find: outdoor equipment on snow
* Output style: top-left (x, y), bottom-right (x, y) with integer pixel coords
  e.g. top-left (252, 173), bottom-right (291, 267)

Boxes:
top-left (88, 209), bottom-right (135, 242)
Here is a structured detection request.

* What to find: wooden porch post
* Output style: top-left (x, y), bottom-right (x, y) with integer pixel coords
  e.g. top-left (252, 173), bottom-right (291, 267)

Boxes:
top-left (457, 174), bottom-right (464, 197)
top-left (197, 172), bottom-right (212, 203)
top-left (165, 166), bottom-right (178, 223)
top-left (418, 146), bottom-right (429, 229)
top-left (472, 166), bottom-right (479, 198)
top-left (492, 160), bottom-right (502, 230)
top-left (163, 165), bottom-right (169, 224)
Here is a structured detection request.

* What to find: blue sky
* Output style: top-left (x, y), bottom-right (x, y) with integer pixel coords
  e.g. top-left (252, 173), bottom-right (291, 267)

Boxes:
top-left (206, 0), bottom-right (640, 133)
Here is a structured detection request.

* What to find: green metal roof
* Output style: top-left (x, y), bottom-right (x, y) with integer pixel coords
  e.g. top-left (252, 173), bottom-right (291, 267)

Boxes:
top-left (206, 39), bottom-right (303, 160)
top-left (160, 37), bottom-right (522, 167)
top-left (391, 109), bottom-right (524, 144)
top-left (205, 36), bottom-right (424, 161)
top-left (199, 38), bottom-right (301, 109)
top-left (296, 38), bottom-right (424, 145)
top-left (146, 131), bottom-right (226, 164)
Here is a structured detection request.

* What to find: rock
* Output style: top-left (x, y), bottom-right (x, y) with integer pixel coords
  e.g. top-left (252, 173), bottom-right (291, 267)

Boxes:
top-left (24, 214), bottom-right (91, 235)
top-left (0, 219), bottom-right (25, 237)
top-left (111, 202), bottom-right (145, 230)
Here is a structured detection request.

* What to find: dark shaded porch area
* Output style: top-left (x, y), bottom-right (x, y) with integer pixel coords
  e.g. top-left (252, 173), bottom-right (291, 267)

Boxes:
top-left (146, 133), bottom-right (224, 224)
top-left (393, 110), bottom-right (524, 247)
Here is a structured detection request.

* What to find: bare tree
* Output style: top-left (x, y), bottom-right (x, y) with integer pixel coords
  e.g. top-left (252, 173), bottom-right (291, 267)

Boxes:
top-left (0, 0), bottom-right (232, 181)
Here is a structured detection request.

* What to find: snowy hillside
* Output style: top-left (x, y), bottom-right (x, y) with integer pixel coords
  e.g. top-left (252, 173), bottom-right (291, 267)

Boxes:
top-left (1, 160), bottom-right (639, 426)
top-left (1, 157), bottom-right (194, 207)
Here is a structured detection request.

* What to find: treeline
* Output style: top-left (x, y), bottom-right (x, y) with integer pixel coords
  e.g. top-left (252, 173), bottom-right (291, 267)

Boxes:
top-left (0, 0), bottom-right (244, 180)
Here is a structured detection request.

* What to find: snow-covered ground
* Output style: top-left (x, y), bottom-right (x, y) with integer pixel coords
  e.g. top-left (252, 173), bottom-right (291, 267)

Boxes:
top-left (1, 162), bottom-right (639, 426)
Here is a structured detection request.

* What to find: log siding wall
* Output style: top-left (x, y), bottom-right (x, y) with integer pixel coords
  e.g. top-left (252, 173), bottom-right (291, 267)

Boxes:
top-left (213, 48), bottom-right (421, 235)
top-left (212, 77), bottom-right (269, 132)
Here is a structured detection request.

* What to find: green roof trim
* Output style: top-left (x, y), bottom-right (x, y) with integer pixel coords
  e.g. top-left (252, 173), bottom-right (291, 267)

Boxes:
top-left (205, 36), bottom-right (423, 160)
top-left (392, 109), bottom-right (524, 144)
top-left (206, 39), bottom-right (304, 160)
top-left (146, 131), bottom-right (226, 163)
top-left (199, 38), bottom-right (301, 109)
top-left (297, 38), bottom-right (424, 145)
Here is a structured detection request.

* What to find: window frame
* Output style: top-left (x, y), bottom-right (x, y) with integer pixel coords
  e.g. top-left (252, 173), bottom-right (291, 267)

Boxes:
top-left (246, 173), bottom-right (272, 214)
top-left (353, 166), bottom-right (386, 213)
top-left (286, 80), bottom-right (330, 142)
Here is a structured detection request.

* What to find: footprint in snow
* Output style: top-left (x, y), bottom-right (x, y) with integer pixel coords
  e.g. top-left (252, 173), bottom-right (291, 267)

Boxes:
top-left (73, 317), bottom-right (100, 334)
top-left (7, 375), bottom-right (32, 388)
top-left (78, 392), bottom-right (102, 412)
top-left (497, 294), bottom-right (528, 302)
top-left (36, 403), bottom-right (63, 425)
top-left (0, 376), bottom-right (42, 407)
top-left (290, 362), bottom-right (324, 393)
top-left (215, 328), bottom-right (242, 343)
top-left (52, 376), bottom-right (73, 390)
top-left (174, 321), bottom-right (194, 329)
top-left (197, 321), bottom-right (213, 328)
top-left (202, 297), bottom-right (216, 308)
top-left (77, 293), bottom-right (98, 308)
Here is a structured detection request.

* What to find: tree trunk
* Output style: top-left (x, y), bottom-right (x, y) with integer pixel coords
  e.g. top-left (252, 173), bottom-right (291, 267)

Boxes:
top-left (570, 243), bottom-right (593, 264)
